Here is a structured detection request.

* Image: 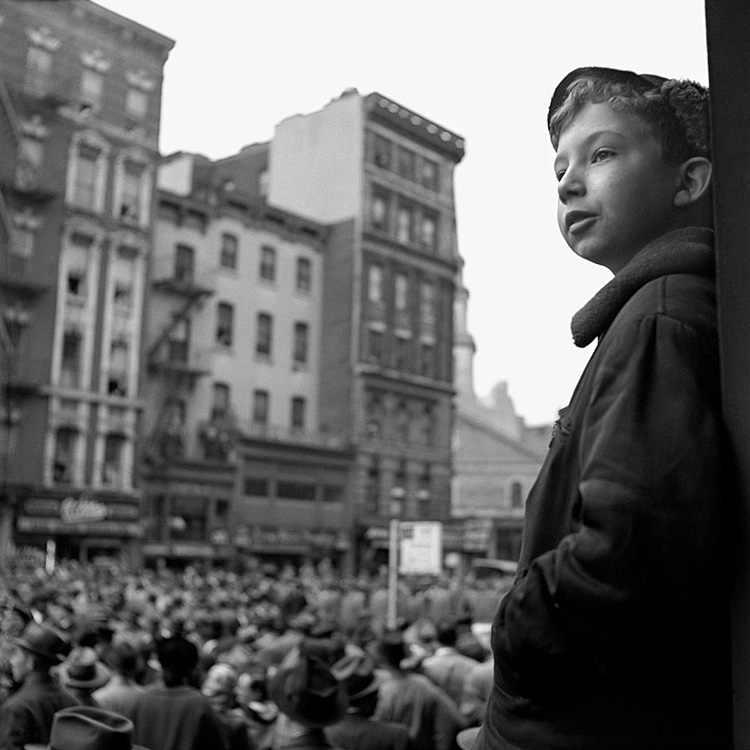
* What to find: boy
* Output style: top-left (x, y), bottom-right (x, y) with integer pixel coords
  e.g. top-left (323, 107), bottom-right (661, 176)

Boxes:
top-left (467, 68), bottom-right (736, 749)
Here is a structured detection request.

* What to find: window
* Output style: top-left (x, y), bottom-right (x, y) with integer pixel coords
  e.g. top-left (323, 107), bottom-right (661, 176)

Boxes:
top-left (220, 233), bottom-right (238, 269)
top-left (9, 226), bottom-right (34, 259)
top-left (323, 485), bottom-right (344, 503)
top-left (277, 481), bottom-right (315, 501)
top-left (370, 189), bottom-right (389, 231)
top-left (417, 466), bottom-right (432, 518)
top-left (175, 244), bottom-right (195, 283)
top-left (216, 302), bottom-right (234, 348)
top-left (397, 147), bottom-right (416, 181)
top-left (80, 69), bottom-right (103, 109)
top-left (24, 46), bottom-right (52, 97)
top-left (212, 382), bottom-right (230, 420)
top-left (367, 328), bottom-right (384, 365)
top-left (396, 203), bottom-right (414, 244)
top-left (260, 245), bottom-right (276, 282)
top-left (367, 265), bottom-right (383, 304)
top-left (102, 434), bottom-right (126, 488)
top-left (511, 482), bottom-right (524, 509)
top-left (252, 390), bottom-right (269, 426)
top-left (419, 212), bottom-right (438, 251)
top-left (373, 135), bottom-right (392, 169)
top-left (168, 319), bottom-right (189, 363)
top-left (170, 497), bottom-right (207, 542)
top-left (53, 428), bottom-right (77, 483)
top-left (244, 477), bottom-right (269, 496)
top-left (296, 257), bottom-right (312, 293)
top-left (420, 403), bottom-right (435, 446)
top-left (16, 137), bottom-right (43, 190)
top-left (72, 144), bottom-right (100, 210)
top-left (396, 400), bottom-right (410, 442)
top-left (421, 158), bottom-right (440, 191)
top-left (293, 322), bottom-right (309, 366)
top-left (420, 281), bottom-right (437, 337)
top-left (395, 273), bottom-right (409, 312)
top-left (125, 88), bottom-right (148, 120)
top-left (108, 339), bottom-right (129, 396)
top-left (420, 342), bottom-right (435, 378)
top-left (120, 160), bottom-right (143, 222)
top-left (366, 393), bottom-right (384, 438)
top-left (113, 282), bottom-right (133, 310)
top-left (67, 270), bottom-right (86, 302)
top-left (395, 336), bottom-right (411, 371)
top-left (291, 396), bottom-right (306, 431)
top-left (365, 458), bottom-right (380, 514)
top-left (60, 331), bottom-right (82, 389)
top-left (256, 313), bottom-right (273, 357)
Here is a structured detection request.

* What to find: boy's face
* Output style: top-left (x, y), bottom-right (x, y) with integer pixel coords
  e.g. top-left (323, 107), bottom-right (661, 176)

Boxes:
top-left (554, 102), bottom-right (683, 273)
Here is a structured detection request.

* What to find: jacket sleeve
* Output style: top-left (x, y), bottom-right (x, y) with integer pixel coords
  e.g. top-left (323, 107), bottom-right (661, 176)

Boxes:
top-left (492, 307), bottom-right (731, 696)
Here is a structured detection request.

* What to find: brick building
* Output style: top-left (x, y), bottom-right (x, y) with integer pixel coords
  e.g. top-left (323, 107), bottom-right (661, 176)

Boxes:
top-left (0, 0), bottom-right (173, 566)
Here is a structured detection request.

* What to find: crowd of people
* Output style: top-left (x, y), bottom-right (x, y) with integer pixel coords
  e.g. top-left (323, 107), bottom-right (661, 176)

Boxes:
top-left (0, 557), bottom-right (511, 750)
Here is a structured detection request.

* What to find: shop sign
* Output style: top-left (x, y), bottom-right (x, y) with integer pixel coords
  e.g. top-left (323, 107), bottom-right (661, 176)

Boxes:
top-left (462, 518), bottom-right (494, 552)
top-left (235, 527), bottom-right (341, 549)
top-left (16, 517), bottom-right (141, 537)
top-left (23, 496), bottom-right (139, 522)
top-left (170, 543), bottom-right (215, 558)
top-left (60, 497), bottom-right (107, 523)
top-left (399, 521), bottom-right (443, 576)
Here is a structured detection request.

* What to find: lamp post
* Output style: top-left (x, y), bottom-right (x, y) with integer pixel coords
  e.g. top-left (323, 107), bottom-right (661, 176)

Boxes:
top-left (387, 485), bottom-right (405, 630)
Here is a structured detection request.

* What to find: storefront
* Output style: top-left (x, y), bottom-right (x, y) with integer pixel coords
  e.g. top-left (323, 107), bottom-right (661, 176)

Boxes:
top-left (13, 492), bottom-right (142, 565)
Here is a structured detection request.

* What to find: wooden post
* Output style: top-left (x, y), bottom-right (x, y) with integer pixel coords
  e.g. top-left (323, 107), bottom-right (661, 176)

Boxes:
top-left (704, 3), bottom-right (750, 745)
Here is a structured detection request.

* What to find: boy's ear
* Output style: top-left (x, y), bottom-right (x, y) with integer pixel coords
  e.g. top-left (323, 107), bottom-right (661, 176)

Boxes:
top-left (674, 157), bottom-right (713, 207)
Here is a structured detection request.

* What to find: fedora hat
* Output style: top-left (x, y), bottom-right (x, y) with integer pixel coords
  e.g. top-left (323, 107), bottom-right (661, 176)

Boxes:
top-left (268, 651), bottom-right (347, 728)
top-left (24, 706), bottom-right (151, 750)
top-left (375, 629), bottom-right (422, 671)
top-left (60, 647), bottom-right (112, 690)
top-left (331, 652), bottom-right (380, 702)
top-left (14, 622), bottom-right (70, 664)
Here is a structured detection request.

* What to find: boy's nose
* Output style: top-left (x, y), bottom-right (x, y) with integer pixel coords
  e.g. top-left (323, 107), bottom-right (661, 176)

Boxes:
top-left (557, 168), bottom-right (584, 202)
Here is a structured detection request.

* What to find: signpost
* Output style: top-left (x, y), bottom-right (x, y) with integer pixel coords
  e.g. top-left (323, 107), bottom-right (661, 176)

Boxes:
top-left (386, 520), bottom-right (443, 630)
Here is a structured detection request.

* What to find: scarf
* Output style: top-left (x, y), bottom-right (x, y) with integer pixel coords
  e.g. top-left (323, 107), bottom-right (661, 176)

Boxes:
top-left (571, 227), bottom-right (715, 348)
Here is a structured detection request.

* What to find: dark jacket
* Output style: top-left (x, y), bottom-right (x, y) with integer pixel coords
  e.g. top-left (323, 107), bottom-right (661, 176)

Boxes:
top-left (0, 671), bottom-right (79, 750)
top-left (477, 228), bottom-right (735, 750)
top-left (326, 713), bottom-right (412, 750)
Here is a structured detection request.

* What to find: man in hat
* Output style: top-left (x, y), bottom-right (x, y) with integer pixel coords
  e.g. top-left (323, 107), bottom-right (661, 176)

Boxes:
top-left (421, 618), bottom-right (479, 707)
top-left (267, 639), bottom-right (348, 750)
top-left (23, 705), bottom-right (152, 750)
top-left (59, 646), bottom-right (112, 706)
top-left (0, 622), bottom-right (78, 750)
top-left (325, 652), bottom-right (412, 750)
top-left (373, 630), bottom-right (466, 750)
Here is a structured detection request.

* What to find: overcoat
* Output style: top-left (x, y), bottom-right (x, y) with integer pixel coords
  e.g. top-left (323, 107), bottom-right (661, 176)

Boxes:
top-left (476, 227), bottom-right (735, 750)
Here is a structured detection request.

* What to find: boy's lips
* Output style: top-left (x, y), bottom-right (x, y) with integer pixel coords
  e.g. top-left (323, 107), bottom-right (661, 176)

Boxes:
top-left (565, 210), bottom-right (597, 233)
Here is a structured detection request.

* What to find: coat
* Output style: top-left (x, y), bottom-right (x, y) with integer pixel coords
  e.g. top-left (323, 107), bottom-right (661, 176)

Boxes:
top-left (476, 228), bottom-right (735, 750)
top-left (0, 671), bottom-right (79, 750)
top-left (325, 713), bottom-right (412, 750)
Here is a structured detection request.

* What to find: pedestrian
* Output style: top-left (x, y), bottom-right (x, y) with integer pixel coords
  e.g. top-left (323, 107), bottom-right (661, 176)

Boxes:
top-left (469, 66), bottom-right (736, 750)
top-left (23, 705), bottom-right (152, 750)
top-left (0, 622), bottom-right (78, 750)
top-left (93, 639), bottom-right (145, 715)
top-left (121, 634), bottom-right (228, 750)
top-left (58, 646), bottom-right (111, 706)
top-left (325, 651), bottom-right (412, 750)
top-left (420, 618), bottom-right (478, 707)
top-left (373, 629), bottom-right (466, 750)
top-left (266, 639), bottom-right (348, 749)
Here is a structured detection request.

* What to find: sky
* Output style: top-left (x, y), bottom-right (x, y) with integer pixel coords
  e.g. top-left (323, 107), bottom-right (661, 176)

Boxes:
top-left (97, 0), bottom-right (710, 426)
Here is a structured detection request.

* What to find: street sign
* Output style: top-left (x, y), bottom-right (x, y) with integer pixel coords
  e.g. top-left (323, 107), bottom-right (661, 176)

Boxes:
top-left (399, 521), bottom-right (443, 575)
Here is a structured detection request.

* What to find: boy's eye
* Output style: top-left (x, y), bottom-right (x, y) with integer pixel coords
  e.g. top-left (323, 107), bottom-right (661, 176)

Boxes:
top-left (554, 167), bottom-right (566, 182)
top-left (592, 148), bottom-right (614, 162)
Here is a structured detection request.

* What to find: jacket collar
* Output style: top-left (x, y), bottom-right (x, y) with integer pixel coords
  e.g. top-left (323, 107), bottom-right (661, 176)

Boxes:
top-left (571, 227), bottom-right (715, 348)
